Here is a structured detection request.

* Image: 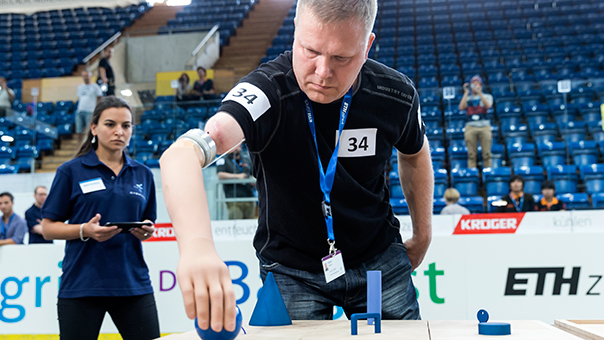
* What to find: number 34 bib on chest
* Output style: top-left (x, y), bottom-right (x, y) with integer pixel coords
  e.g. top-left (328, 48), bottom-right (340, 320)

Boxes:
top-left (336, 128), bottom-right (377, 158)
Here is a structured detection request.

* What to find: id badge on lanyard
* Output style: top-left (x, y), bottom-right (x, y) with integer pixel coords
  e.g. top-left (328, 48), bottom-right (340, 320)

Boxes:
top-left (304, 86), bottom-right (353, 283)
top-left (0, 214), bottom-right (15, 239)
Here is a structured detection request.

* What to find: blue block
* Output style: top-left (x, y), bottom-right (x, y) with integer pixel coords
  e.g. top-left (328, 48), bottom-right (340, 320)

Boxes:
top-left (351, 313), bottom-right (381, 336)
top-left (249, 272), bottom-right (292, 326)
top-left (367, 271), bottom-right (381, 325)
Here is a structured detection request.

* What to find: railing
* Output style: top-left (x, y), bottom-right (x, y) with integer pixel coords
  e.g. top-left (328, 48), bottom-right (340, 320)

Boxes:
top-left (83, 32), bottom-right (122, 65)
top-left (215, 178), bottom-right (258, 220)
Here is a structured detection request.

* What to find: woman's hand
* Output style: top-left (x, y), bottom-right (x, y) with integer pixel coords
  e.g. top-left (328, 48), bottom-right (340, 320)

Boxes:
top-left (83, 213), bottom-right (120, 242)
top-left (131, 219), bottom-right (155, 241)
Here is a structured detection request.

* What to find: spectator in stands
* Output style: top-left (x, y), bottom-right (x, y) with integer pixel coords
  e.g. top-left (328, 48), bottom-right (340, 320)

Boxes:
top-left (0, 192), bottom-right (27, 246)
top-left (161, 0), bottom-right (432, 329)
top-left (459, 75), bottom-right (493, 168)
top-left (440, 188), bottom-right (470, 215)
top-left (495, 175), bottom-right (535, 213)
top-left (535, 180), bottom-right (566, 211)
top-left (216, 144), bottom-right (255, 219)
top-left (76, 70), bottom-right (103, 135)
top-left (0, 77), bottom-right (15, 117)
top-left (42, 96), bottom-right (160, 340)
top-left (25, 186), bottom-right (53, 244)
top-left (176, 72), bottom-right (194, 102)
top-left (193, 66), bottom-right (217, 100)
top-left (98, 48), bottom-right (115, 96)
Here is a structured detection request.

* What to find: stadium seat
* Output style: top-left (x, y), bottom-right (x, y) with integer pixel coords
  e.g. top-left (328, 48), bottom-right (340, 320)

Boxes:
top-left (531, 123), bottom-right (558, 145)
top-left (548, 165), bottom-right (579, 194)
top-left (508, 143), bottom-right (536, 168)
top-left (390, 198), bottom-right (408, 215)
top-left (0, 164), bottom-right (18, 174)
top-left (458, 196), bottom-right (484, 213)
top-left (431, 147), bottom-right (445, 170)
top-left (451, 168), bottom-right (479, 196)
top-left (588, 121), bottom-right (604, 143)
top-left (448, 145), bottom-right (468, 170)
top-left (569, 141), bottom-right (597, 167)
top-left (433, 198), bottom-right (447, 214)
top-left (490, 144), bottom-right (505, 168)
top-left (434, 168), bottom-right (448, 198)
top-left (538, 142), bottom-right (567, 168)
top-left (483, 167), bottom-right (512, 196)
top-left (581, 164), bottom-right (604, 195)
top-left (558, 193), bottom-right (591, 210)
top-left (513, 166), bottom-right (545, 195)
top-left (501, 124), bottom-right (529, 148)
top-left (0, 146), bottom-right (14, 165)
top-left (558, 121), bottom-right (586, 143)
top-left (592, 193), bottom-right (604, 209)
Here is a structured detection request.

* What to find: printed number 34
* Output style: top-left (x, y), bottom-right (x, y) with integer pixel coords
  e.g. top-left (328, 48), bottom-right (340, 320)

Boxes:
top-left (348, 136), bottom-right (369, 152)
top-left (232, 88), bottom-right (258, 105)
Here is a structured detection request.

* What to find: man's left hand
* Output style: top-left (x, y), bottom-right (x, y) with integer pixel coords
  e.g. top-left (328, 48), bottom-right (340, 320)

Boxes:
top-left (404, 234), bottom-right (431, 270)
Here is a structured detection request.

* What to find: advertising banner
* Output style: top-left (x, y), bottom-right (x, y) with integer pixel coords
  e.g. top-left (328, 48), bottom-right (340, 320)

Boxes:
top-left (1, 213), bottom-right (603, 334)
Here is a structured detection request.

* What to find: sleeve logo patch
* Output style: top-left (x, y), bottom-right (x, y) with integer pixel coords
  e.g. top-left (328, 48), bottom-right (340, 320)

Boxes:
top-left (222, 82), bottom-right (271, 121)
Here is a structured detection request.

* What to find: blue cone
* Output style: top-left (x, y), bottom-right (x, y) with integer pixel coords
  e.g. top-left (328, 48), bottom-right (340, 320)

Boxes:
top-left (249, 272), bottom-right (292, 326)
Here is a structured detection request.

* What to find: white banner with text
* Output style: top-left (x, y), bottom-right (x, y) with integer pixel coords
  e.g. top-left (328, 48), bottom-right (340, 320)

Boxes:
top-left (1, 211), bottom-right (603, 334)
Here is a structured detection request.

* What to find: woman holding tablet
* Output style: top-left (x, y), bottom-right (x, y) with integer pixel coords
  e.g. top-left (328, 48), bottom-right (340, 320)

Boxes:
top-left (42, 96), bottom-right (160, 340)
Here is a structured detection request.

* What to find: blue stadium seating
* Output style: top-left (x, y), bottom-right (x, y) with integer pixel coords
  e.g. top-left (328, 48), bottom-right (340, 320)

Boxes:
top-left (431, 147), bottom-right (445, 170)
top-left (558, 121), bottom-right (587, 143)
top-left (390, 198), bottom-right (408, 215)
top-left (588, 121), bottom-right (604, 143)
top-left (483, 167), bottom-right (511, 196)
top-left (531, 123), bottom-right (558, 145)
top-left (451, 168), bottom-right (479, 196)
top-left (548, 165), bottom-right (579, 194)
top-left (433, 198), bottom-right (447, 214)
top-left (513, 166), bottom-right (545, 195)
top-left (558, 193), bottom-right (591, 210)
top-left (508, 143), bottom-right (536, 168)
top-left (490, 144), bottom-right (505, 168)
top-left (501, 124), bottom-right (529, 148)
top-left (569, 141), bottom-right (598, 167)
top-left (448, 145), bottom-right (468, 170)
top-left (539, 142), bottom-right (567, 168)
top-left (0, 164), bottom-right (18, 174)
top-left (434, 168), bottom-right (448, 198)
top-left (458, 196), bottom-right (484, 213)
top-left (581, 164), bottom-right (604, 195)
top-left (592, 193), bottom-right (604, 209)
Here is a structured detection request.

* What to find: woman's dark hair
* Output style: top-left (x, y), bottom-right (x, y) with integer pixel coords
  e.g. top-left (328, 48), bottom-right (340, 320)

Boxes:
top-left (75, 96), bottom-right (133, 158)
top-left (180, 73), bottom-right (190, 84)
top-left (197, 66), bottom-right (206, 73)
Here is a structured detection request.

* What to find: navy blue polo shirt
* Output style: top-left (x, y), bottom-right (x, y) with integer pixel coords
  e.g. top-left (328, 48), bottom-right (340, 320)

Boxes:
top-left (42, 149), bottom-right (157, 298)
top-left (25, 204), bottom-right (53, 244)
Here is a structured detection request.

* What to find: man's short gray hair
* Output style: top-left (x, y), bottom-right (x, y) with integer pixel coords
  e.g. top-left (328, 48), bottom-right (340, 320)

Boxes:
top-left (296, 0), bottom-right (377, 38)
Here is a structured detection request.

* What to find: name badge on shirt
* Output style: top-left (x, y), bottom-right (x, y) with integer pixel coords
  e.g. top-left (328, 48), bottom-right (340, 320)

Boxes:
top-left (321, 250), bottom-right (346, 283)
top-left (79, 178), bottom-right (106, 194)
top-left (336, 128), bottom-right (378, 158)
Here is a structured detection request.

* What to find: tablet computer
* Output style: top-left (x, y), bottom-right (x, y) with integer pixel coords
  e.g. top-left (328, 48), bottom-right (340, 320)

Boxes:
top-left (105, 221), bottom-right (153, 233)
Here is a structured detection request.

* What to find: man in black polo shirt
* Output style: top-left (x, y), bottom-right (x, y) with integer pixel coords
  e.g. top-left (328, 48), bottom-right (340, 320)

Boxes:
top-left (160, 0), bottom-right (433, 331)
top-left (25, 186), bottom-right (53, 244)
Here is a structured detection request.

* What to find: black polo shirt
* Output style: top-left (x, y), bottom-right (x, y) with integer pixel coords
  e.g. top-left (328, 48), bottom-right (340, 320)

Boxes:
top-left (219, 51), bottom-right (425, 272)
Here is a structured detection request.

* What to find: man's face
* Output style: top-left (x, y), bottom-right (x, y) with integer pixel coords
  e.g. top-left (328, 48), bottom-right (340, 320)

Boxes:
top-left (197, 68), bottom-right (206, 79)
top-left (0, 78), bottom-right (6, 88)
top-left (471, 80), bottom-right (482, 94)
top-left (82, 71), bottom-right (91, 84)
top-left (34, 187), bottom-right (47, 206)
top-left (0, 196), bottom-right (13, 215)
top-left (510, 179), bottom-right (523, 193)
top-left (542, 188), bottom-right (554, 200)
top-left (105, 48), bottom-right (114, 59)
top-left (292, 11), bottom-right (374, 104)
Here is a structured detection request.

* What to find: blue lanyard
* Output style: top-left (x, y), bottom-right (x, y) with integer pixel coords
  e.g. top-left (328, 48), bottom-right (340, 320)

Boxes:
top-left (510, 194), bottom-right (525, 212)
top-left (304, 86), bottom-right (353, 251)
top-left (0, 214), bottom-right (14, 239)
top-left (231, 157), bottom-right (242, 172)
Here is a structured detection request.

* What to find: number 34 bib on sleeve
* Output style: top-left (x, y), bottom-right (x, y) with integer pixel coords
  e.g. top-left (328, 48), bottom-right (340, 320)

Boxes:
top-left (336, 128), bottom-right (377, 157)
top-left (222, 82), bottom-right (271, 121)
